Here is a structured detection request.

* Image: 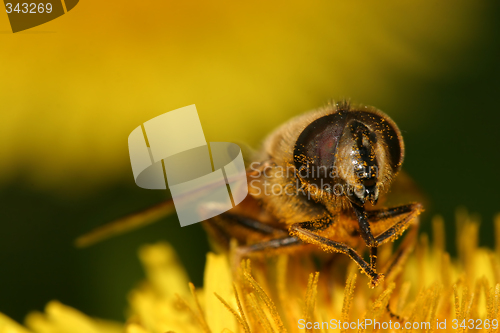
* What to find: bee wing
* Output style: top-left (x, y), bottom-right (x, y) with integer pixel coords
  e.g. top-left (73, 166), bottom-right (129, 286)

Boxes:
top-left (75, 168), bottom-right (254, 248)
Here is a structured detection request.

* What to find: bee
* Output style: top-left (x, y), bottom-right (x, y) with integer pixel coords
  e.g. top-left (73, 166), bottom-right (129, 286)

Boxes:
top-left (77, 100), bottom-right (423, 288)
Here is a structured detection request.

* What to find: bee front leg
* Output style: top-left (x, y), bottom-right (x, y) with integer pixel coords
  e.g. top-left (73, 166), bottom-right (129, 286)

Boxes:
top-left (289, 222), bottom-right (384, 288)
top-left (366, 203), bottom-right (423, 281)
top-left (367, 203), bottom-right (423, 245)
top-left (351, 202), bottom-right (423, 282)
top-left (351, 204), bottom-right (380, 275)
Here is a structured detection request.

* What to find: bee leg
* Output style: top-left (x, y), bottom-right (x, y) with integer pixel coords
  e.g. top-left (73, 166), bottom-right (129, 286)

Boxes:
top-left (205, 214), bottom-right (298, 268)
top-left (236, 236), bottom-right (302, 254)
top-left (289, 222), bottom-right (384, 288)
top-left (382, 221), bottom-right (418, 281)
top-left (351, 204), bottom-right (380, 274)
top-left (370, 247), bottom-right (378, 272)
top-left (370, 203), bottom-right (423, 245)
top-left (365, 204), bottom-right (422, 318)
top-left (203, 213), bottom-right (289, 248)
top-left (225, 214), bottom-right (287, 235)
top-left (366, 203), bottom-right (422, 282)
top-left (351, 203), bottom-right (423, 275)
top-left (366, 203), bottom-right (422, 223)
top-left (232, 236), bottom-right (302, 270)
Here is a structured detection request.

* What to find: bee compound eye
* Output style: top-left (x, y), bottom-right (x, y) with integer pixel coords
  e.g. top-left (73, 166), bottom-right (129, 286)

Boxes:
top-left (293, 112), bottom-right (348, 184)
top-left (349, 110), bottom-right (404, 173)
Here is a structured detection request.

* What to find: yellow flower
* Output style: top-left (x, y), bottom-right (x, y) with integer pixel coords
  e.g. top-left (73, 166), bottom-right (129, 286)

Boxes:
top-left (2, 210), bottom-right (500, 333)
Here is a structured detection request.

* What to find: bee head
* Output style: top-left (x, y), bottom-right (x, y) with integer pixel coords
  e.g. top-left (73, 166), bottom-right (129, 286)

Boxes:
top-left (293, 103), bottom-right (404, 206)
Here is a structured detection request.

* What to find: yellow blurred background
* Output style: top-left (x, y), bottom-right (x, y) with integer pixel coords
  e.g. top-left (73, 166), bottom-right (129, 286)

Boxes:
top-left (1, 0), bottom-right (499, 324)
top-left (0, 0), bottom-right (484, 190)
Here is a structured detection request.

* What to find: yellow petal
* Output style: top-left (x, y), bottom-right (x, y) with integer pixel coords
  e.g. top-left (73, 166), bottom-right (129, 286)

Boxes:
top-left (204, 253), bottom-right (237, 333)
top-left (124, 323), bottom-right (150, 333)
top-left (138, 242), bottom-right (190, 299)
top-left (25, 301), bottom-right (121, 333)
top-left (0, 313), bottom-right (32, 333)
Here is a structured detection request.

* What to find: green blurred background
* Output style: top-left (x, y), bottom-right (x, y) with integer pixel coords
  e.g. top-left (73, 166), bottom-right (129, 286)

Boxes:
top-left (1, 0), bottom-right (499, 323)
